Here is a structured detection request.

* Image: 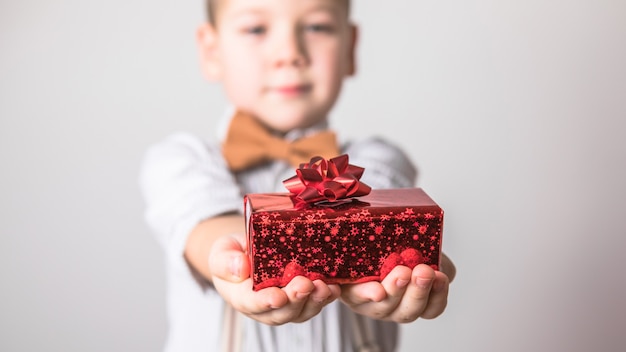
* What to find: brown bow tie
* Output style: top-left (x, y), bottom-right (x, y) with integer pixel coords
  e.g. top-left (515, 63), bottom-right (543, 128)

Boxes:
top-left (221, 111), bottom-right (340, 172)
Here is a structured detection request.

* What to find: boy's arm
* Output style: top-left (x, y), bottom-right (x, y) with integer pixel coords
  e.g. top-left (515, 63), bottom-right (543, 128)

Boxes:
top-left (342, 137), bottom-right (455, 322)
top-left (184, 213), bottom-right (245, 282)
top-left (184, 214), bottom-right (342, 325)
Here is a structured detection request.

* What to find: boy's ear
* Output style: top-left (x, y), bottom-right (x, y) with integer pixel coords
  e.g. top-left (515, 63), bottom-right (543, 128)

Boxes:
top-left (197, 23), bottom-right (222, 81)
top-left (346, 23), bottom-right (358, 77)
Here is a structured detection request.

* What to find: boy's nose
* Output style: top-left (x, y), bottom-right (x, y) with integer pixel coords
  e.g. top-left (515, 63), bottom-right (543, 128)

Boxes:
top-left (272, 31), bottom-right (308, 68)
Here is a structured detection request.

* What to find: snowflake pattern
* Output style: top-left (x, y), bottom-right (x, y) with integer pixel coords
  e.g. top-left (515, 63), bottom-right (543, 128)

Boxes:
top-left (246, 189), bottom-right (443, 290)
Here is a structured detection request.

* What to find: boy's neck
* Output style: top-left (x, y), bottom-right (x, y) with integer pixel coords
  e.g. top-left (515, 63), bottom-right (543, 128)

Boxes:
top-left (239, 110), bottom-right (330, 141)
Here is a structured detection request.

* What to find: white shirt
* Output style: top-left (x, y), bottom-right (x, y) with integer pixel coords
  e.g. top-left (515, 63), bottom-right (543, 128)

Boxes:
top-left (139, 114), bottom-right (417, 352)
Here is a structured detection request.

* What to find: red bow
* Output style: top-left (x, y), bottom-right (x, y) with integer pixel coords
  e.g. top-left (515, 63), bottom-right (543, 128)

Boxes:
top-left (283, 154), bottom-right (371, 208)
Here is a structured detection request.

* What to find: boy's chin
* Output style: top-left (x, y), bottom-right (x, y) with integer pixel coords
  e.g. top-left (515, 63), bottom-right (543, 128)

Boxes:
top-left (256, 111), bottom-right (327, 133)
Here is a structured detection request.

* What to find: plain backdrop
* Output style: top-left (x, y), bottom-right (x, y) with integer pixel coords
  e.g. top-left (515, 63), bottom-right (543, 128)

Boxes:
top-left (1, 0), bottom-right (625, 351)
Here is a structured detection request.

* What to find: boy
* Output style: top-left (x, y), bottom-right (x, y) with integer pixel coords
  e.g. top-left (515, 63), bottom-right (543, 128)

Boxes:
top-left (140, 0), bottom-right (455, 351)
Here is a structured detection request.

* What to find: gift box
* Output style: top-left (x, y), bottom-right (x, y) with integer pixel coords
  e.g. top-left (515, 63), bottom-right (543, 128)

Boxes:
top-left (244, 156), bottom-right (444, 291)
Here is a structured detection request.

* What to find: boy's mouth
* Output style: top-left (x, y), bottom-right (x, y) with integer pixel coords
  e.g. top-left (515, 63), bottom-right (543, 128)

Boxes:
top-left (271, 84), bottom-right (312, 98)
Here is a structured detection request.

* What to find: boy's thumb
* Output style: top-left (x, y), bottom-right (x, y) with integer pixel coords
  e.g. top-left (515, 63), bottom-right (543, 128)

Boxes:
top-left (209, 235), bottom-right (250, 282)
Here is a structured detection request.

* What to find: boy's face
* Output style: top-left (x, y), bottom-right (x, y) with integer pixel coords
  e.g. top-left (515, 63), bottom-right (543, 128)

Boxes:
top-left (198, 0), bottom-right (356, 133)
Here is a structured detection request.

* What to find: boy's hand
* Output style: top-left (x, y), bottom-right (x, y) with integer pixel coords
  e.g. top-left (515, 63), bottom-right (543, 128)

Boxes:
top-left (340, 254), bottom-right (455, 322)
top-left (209, 234), bottom-right (341, 325)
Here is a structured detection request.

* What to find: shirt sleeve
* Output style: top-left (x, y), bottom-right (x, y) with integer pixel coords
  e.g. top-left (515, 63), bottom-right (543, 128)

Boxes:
top-left (138, 132), bottom-right (243, 262)
top-left (344, 136), bottom-right (417, 189)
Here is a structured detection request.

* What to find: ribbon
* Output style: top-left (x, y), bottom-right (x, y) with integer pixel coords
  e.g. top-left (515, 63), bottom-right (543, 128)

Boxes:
top-left (282, 154), bottom-right (371, 208)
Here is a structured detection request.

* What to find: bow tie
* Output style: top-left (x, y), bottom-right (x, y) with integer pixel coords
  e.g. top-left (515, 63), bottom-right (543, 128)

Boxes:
top-left (221, 111), bottom-right (340, 172)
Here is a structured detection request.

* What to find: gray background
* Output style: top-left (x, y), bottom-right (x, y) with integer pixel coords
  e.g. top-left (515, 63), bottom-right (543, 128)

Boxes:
top-left (2, 0), bottom-right (625, 351)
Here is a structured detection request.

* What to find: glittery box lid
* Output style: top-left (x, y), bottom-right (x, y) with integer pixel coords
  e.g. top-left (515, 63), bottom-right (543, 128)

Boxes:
top-left (245, 187), bottom-right (441, 214)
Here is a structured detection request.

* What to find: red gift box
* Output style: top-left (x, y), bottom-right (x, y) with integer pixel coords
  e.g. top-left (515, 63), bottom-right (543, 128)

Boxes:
top-left (244, 187), bottom-right (444, 290)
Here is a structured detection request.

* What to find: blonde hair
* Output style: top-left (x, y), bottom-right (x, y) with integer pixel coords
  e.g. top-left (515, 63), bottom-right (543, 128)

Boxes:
top-left (205, 0), bottom-right (351, 25)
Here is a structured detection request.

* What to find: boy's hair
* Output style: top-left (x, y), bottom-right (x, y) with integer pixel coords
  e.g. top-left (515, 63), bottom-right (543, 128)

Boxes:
top-left (205, 0), bottom-right (351, 25)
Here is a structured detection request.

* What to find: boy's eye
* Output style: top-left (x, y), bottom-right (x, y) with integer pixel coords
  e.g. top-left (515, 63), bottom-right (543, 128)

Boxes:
top-left (244, 26), bottom-right (266, 35)
top-left (305, 23), bottom-right (334, 33)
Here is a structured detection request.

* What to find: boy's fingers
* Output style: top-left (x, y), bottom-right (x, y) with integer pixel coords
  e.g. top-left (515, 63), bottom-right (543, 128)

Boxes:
top-left (284, 276), bottom-right (315, 302)
top-left (380, 265), bottom-right (412, 299)
top-left (360, 265), bottom-right (412, 318)
top-left (418, 271), bottom-right (450, 319)
top-left (391, 264), bottom-right (436, 322)
top-left (341, 281), bottom-right (386, 306)
top-left (214, 272), bottom-right (334, 325)
top-left (341, 264), bottom-right (411, 306)
top-left (245, 276), bottom-right (317, 325)
top-left (342, 266), bottom-right (412, 319)
top-left (293, 281), bottom-right (340, 323)
top-left (214, 277), bottom-right (289, 315)
top-left (440, 253), bottom-right (456, 283)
